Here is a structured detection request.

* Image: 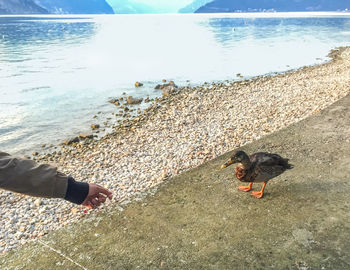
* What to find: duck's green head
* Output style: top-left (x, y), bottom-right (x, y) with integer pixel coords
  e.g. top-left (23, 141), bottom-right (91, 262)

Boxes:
top-left (221, 150), bottom-right (247, 169)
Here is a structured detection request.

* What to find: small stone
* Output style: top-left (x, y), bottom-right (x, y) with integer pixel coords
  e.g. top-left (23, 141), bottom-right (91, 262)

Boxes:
top-left (34, 199), bottom-right (42, 207)
top-left (162, 90), bottom-right (171, 97)
top-left (91, 124), bottom-right (100, 129)
top-left (108, 99), bottom-right (117, 104)
top-left (135, 81), bottom-right (143, 87)
top-left (79, 134), bottom-right (94, 140)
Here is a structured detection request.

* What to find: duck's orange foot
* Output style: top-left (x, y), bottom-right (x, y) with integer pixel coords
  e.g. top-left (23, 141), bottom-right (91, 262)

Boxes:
top-left (238, 185), bottom-right (252, 192)
top-left (251, 191), bottom-right (264, 199)
top-left (238, 182), bottom-right (253, 192)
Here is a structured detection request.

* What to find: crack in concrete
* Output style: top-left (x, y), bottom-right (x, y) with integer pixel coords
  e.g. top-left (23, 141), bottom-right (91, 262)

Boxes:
top-left (38, 240), bottom-right (89, 270)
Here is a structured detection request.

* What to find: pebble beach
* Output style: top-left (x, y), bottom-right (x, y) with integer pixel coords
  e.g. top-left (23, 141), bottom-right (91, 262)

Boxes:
top-left (1, 46), bottom-right (350, 254)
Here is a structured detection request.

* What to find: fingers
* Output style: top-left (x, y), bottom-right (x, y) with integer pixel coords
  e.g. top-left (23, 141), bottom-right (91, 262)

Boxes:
top-left (97, 194), bottom-right (106, 203)
top-left (82, 200), bottom-right (93, 209)
top-left (81, 183), bottom-right (113, 209)
top-left (95, 185), bottom-right (113, 200)
top-left (82, 197), bottom-right (100, 209)
top-left (91, 192), bottom-right (108, 207)
top-left (91, 198), bottom-right (101, 207)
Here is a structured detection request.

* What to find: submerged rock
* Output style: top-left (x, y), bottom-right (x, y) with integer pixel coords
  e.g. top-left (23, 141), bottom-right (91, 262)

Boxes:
top-left (108, 99), bottom-right (121, 106)
top-left (108, 98), bottom-right (117, 104)
top-left (127, 96), bottom-right (143, 105)
top-left (62, 137), bottom-right (79, 145)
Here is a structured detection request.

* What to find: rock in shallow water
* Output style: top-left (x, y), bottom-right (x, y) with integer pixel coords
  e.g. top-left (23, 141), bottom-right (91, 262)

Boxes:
top-left (135, 81), bottom-right (143, 87)
top-left (127, 96), bottom-right (143, 105)
top-left (62, 137), bottom-right (79, 145)
top-left (79, 134), bottom-right (94, 140)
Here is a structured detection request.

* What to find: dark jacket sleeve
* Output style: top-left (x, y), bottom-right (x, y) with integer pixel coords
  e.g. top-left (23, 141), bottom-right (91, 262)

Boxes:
top-left (65, 176), bottom-right (89, 204)
top-left (0, 151), bottom-right (68, 198)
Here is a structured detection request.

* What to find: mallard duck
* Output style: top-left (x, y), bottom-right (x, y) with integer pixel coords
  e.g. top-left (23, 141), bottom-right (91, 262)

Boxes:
top-left (221, 150), bottom-right (292, 198)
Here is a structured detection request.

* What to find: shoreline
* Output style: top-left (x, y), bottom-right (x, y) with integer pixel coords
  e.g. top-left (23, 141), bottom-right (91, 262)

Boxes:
top-left (1, 46), bottom-right (350, 254)
top-left (22, 48), bottom-right (336, 159)
top-left (1, 11), bottom-right (350, 18)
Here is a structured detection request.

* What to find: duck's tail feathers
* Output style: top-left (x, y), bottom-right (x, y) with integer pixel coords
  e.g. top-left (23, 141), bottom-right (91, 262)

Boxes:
top-left (282, 158), bottom-right (294, 170)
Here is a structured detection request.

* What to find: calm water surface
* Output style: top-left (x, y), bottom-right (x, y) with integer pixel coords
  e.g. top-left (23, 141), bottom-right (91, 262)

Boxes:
top-left (1, 13), bottom-right (350, 155)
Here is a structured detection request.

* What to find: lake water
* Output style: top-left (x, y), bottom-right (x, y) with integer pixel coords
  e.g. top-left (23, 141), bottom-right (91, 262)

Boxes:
top-left (1, 13), bottom-right (350, 155)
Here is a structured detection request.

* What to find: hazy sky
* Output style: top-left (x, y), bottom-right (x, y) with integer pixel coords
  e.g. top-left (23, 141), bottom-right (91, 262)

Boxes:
top-left (130, 0), bottom-right (193, 11)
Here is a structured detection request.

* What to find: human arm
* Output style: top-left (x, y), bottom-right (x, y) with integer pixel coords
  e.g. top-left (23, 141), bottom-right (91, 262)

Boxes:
top-left (0, 151), bottom-right (112, 208)
top-left (0, 151), bottom-right (68, 198)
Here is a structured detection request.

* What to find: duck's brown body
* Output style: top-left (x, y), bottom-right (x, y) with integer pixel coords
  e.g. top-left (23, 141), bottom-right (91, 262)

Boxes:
top-left (222, 151), bottom-right (292, 198)
top-left (235, 152), bottom-right (290, 183)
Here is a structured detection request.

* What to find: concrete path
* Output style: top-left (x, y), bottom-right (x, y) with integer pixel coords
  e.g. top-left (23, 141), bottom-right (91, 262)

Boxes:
top-left (1, 94), bottom-right (350, 269)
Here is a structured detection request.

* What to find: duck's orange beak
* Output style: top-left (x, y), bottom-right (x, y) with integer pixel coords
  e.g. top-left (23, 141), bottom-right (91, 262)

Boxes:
top-left (221, 159), bottom-right (233, 169)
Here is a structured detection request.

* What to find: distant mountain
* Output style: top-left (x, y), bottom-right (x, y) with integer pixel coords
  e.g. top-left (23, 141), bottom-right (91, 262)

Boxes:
top-left (0, 0), bottom-right (48, 14)
top-left (34, 0), bottom-right (114, 14)
top-left (107, 0), bottom-right (155, 14)
top-left (195, 0), bottom-right (350, 13)
top-left (179, 0), bottom-right (213, 13)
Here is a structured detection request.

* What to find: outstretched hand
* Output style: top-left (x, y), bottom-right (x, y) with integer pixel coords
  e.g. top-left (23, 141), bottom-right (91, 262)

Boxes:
top-left (82, 183), bottom-right (113, 209)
